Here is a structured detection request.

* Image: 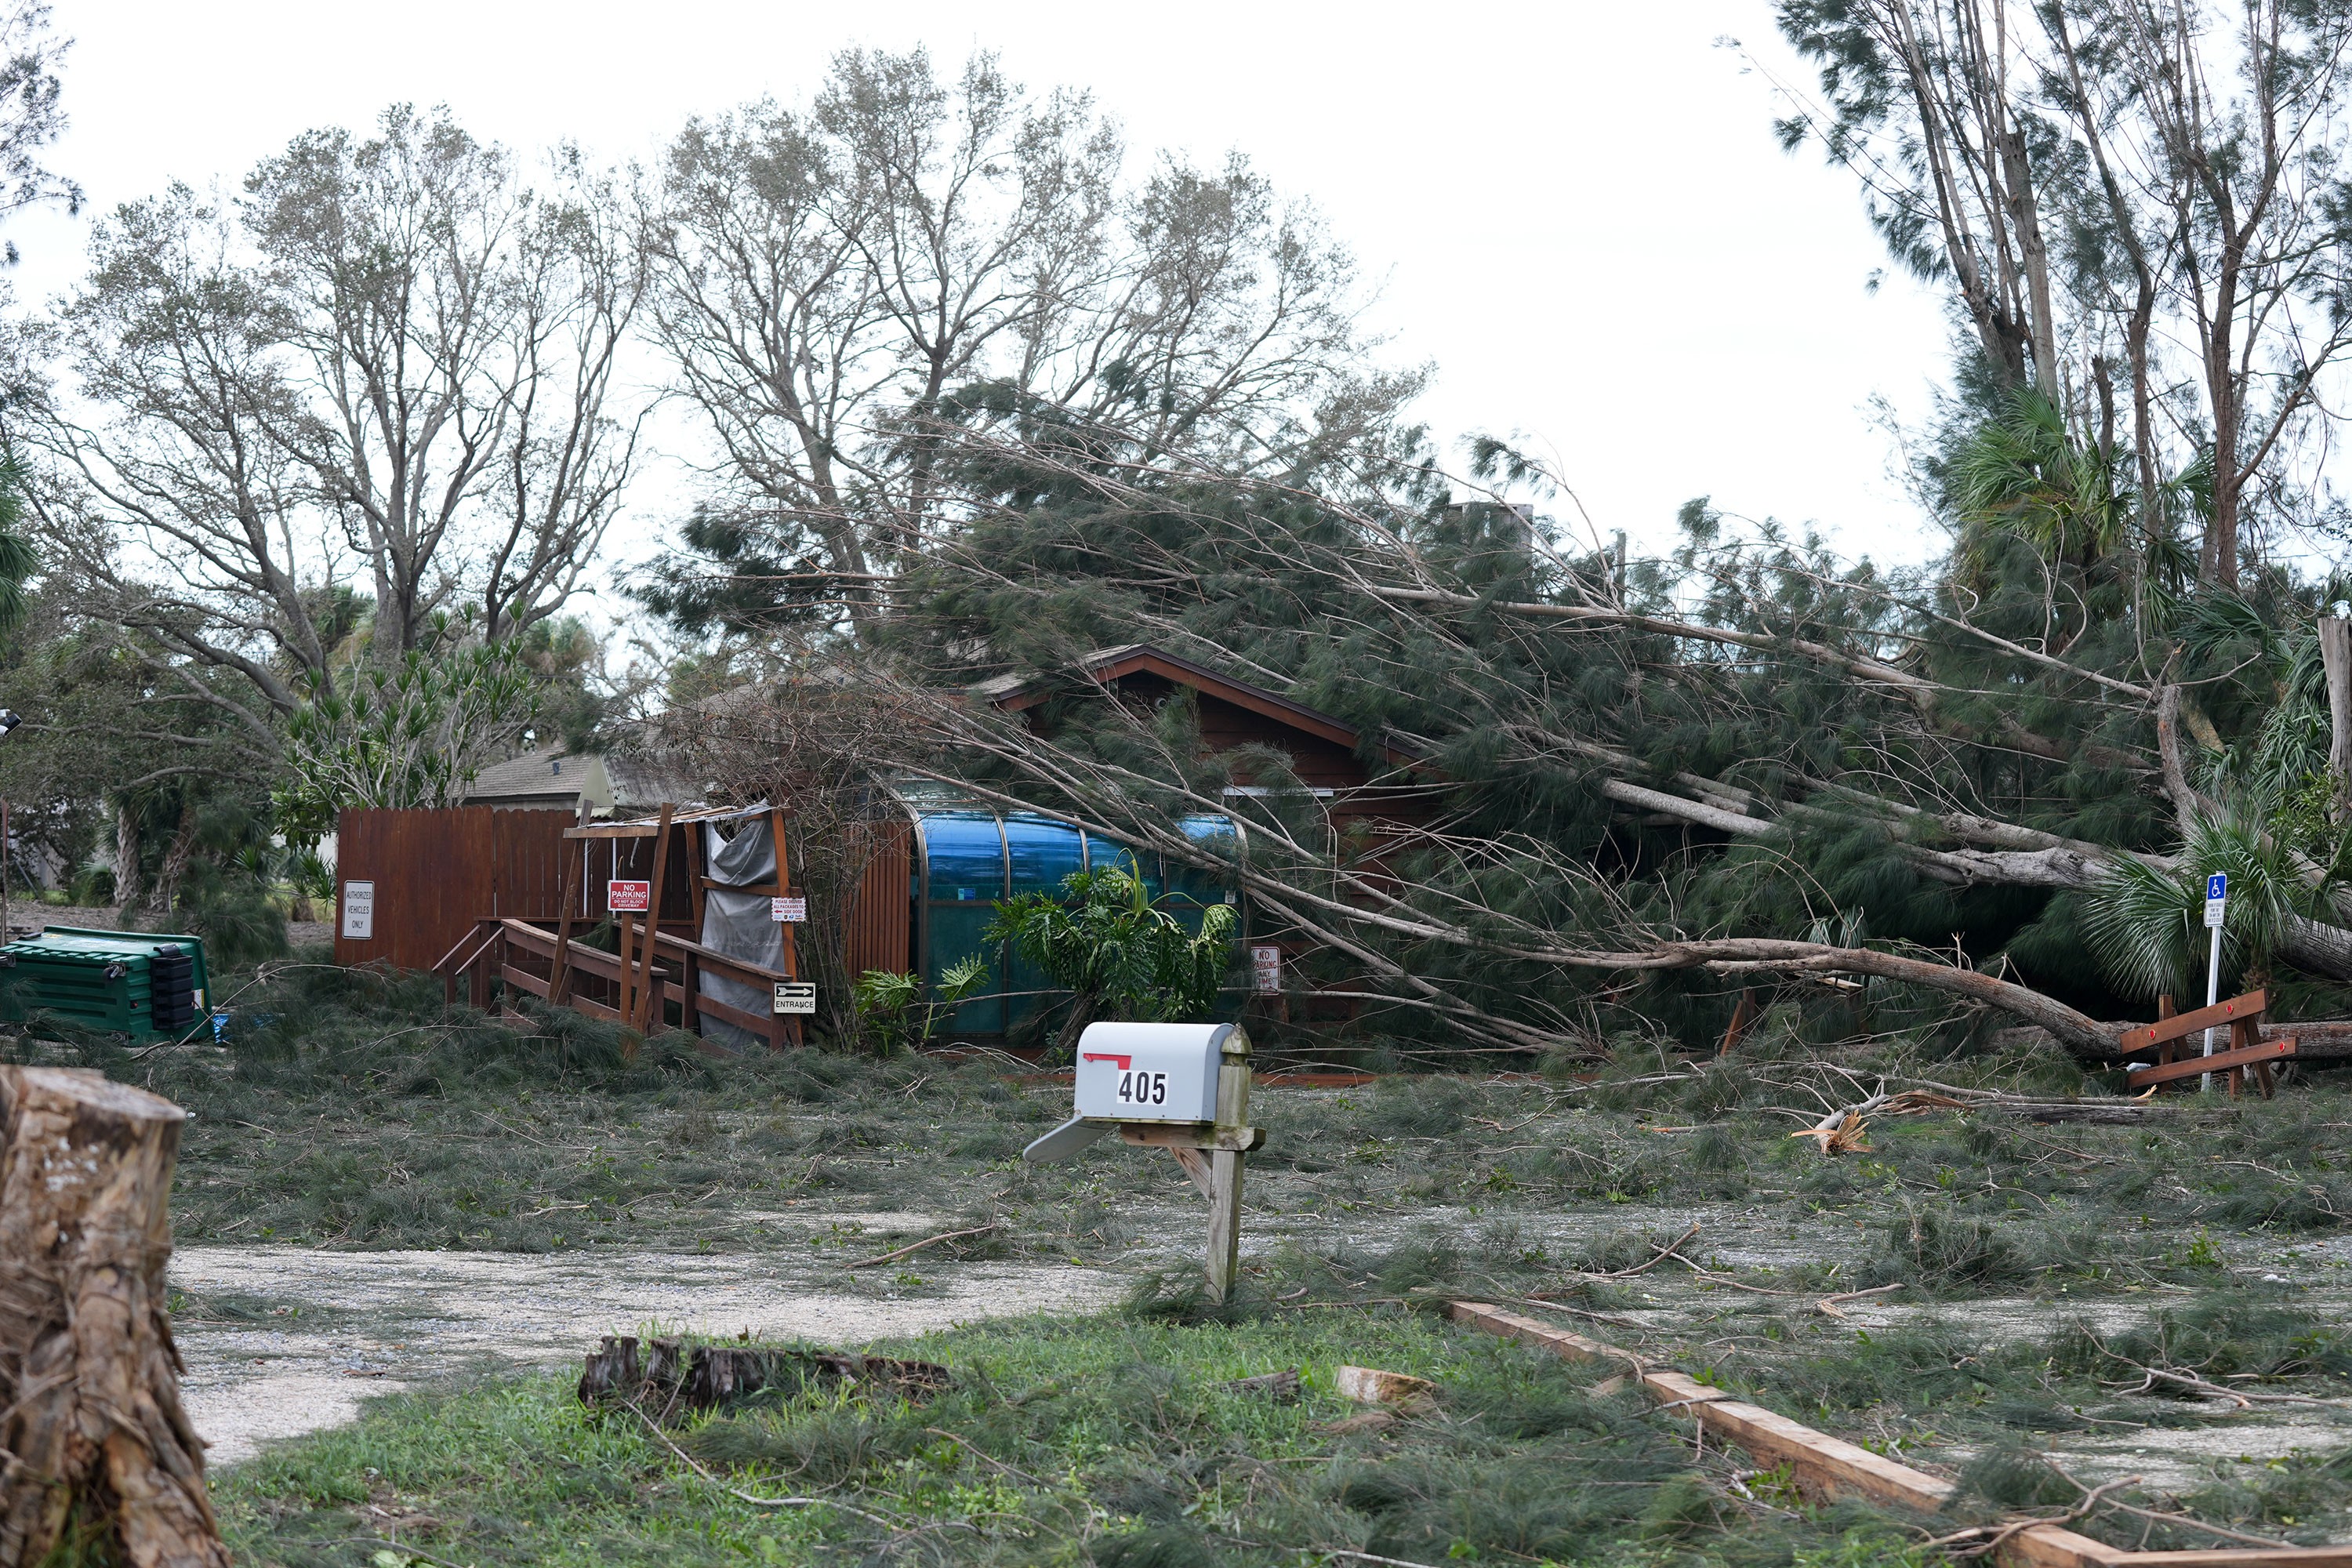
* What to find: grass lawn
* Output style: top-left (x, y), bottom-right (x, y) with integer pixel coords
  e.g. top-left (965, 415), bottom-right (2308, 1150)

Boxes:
top-left (214, 1302), bottom-right (1937, 1568)
top-left (20, 956), bottom-right (2352, 1562)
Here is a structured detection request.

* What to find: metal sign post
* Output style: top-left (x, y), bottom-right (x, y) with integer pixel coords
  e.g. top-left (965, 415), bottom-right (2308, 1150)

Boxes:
top-left (1022, 1022), bottom-right (1264, 1301)
top-left (2201, 873), bottom-right (2227, 1092)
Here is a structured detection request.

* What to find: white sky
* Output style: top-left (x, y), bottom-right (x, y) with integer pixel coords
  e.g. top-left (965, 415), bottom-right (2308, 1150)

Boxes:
top-left (8, 0), bottom-right (1958, 587)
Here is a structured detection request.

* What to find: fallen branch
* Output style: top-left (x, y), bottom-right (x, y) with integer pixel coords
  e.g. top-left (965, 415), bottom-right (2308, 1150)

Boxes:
top-left (2105, 1359), bottom-right (2352, 1410)
top-left (1815, 1283), bottom-right (1907, 1319)
top-left (1593, 1222), bottom-right (1702, 1277)
top-left (844, 1221), bottom-right (1002, 1270)
top-left (1931, 1473), bottom-right (2144, 1560)
top-left (1791, 1096), bottom-right (1883, 1154)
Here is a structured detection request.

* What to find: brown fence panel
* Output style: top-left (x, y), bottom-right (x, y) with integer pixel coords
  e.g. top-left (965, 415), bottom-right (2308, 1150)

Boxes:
top-left (843, 818), bottom-right (911, 978)
top-left (489, 809), bottom-right (578, 920)
top-left (335, 808), bottom-right (498, 972)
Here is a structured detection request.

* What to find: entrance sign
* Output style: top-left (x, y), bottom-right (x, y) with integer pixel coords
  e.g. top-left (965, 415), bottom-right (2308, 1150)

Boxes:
top-left (771, 895), bottom-right (807, 923)
top-left (607, 880), bottom-right (651, 913)
top-left (773, 982), bottom-right (816, 1014)
top-left (1250, 945), bottom-right (1282, 993)
top-left (340, 880), bottom-right (375, 940)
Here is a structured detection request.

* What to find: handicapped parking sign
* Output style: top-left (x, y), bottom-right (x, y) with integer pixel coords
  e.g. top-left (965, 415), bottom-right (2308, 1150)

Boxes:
top-left (2205, 873), bottom-right (2228, 928)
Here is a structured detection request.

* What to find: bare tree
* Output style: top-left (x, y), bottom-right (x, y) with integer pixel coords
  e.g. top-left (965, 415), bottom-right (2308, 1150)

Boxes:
top-left (640, 48), bottom-right (1410, 630)
top-left (14, 107), bottom-right (647, 720)
top-left (1777, 0), bottom-right (2352, 585)
top-left (1776, 0), bottom-right (2063, 390)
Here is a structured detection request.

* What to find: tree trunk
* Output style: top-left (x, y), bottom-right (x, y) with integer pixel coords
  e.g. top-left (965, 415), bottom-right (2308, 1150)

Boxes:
top-left (114, 801), bottom-right (143, 915)
top-left (0, 1067), bottom-right (227, 1568)
top-left (2321, 615), bottom-right (2352, 818)
top-left (1580, 937), bottom-right (2123, 1058)
top-left (150, 804), bottom-right (198, 918)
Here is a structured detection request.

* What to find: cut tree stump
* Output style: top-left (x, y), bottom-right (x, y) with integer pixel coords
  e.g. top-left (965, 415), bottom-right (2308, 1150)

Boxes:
top-left (0, 1066), bottom-right (227, 1568)
top-left (579, 1334), bottom-right (953, 1421)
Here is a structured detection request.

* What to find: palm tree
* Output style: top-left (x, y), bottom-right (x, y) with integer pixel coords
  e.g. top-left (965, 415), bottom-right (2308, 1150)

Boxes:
top-left (2082, 797), bottom-right (2301, 1003)
top-left (1947, 387), bottom-right (2132, 583)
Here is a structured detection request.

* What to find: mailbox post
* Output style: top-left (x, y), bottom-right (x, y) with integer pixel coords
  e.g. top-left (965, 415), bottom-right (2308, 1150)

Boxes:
top-left (1022, 1022), bottom-right (1263, 1301)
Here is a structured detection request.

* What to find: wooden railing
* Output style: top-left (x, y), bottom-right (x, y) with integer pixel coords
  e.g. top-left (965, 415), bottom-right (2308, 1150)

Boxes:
top-left (433, 917), bottom-right (802, 1053)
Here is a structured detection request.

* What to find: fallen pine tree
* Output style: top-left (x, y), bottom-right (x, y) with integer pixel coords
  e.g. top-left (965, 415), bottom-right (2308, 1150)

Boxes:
top-left (650, 416), bottom-right (2352, 1064)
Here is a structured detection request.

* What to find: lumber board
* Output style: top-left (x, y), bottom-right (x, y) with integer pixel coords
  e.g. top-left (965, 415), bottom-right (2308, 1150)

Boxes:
top-left (2118, 991), bottom-right (2266, 1053)
top-left (2126, 1036), bottom-right (2294, 1090)
top-left (1445, 1301), bottom-right (1637, 1368)
top-left (499, 964), bottom-right (551, 999)
top-left (1638, 1368), bottom-right (1731, 1410)
top-left (2094, 1552), bottom-right (2352, 1566)
top-left (2002, 1528), bottom-right (2127, 1567)
top-left (1688, 1396), bottom-right (1951, 1509)
top-left (1446, 1303), bottom-right (2352, 1566)
top-left (691, 990), bottom-right (776, 1039)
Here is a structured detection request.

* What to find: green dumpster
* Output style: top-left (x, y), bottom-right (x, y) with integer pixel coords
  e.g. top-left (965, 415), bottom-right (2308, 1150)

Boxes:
top-left (0, 926), bottom-right (210, 1042)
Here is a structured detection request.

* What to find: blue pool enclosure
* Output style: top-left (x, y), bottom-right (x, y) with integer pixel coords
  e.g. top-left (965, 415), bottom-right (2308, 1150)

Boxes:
top-left (904, 792), bottom-right (1239, 1038)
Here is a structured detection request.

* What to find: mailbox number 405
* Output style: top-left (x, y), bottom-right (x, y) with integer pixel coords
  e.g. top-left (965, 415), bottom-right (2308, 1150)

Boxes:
top-left (1115, 1069), bottom-right (1170, 1107)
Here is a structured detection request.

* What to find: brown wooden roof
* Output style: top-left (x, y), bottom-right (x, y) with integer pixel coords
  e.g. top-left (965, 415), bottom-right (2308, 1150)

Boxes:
top-left (976, 644), bottom-right (1425, 770)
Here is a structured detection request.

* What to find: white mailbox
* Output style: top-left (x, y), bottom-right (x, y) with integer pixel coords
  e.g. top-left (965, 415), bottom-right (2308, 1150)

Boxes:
top-left (1073, 1022), bottom-right (1233, 1123)
top-left (1023, 1019), bottom-right (1258, 1303)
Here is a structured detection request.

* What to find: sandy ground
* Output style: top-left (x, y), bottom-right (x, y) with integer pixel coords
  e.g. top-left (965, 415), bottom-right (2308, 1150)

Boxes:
top-left (170, 1218), bottom-right (1123, 1465)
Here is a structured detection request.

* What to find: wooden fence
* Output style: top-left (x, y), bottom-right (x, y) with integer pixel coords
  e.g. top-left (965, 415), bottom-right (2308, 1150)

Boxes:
top-left (335, 808), bottom-right (583, 971)
top-left (437, 916), bottom-right (801, 1052)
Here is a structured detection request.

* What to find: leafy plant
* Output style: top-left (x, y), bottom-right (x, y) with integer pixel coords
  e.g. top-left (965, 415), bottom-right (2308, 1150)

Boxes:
top-left (853, 957), bottom-right (990, 1054)
top-left (2082, 796), bottom-right (2303, 1000)
top-left (272, 637), bottom-right (540, 844)
top-left (985, 864), bottom-right (1237, 1052)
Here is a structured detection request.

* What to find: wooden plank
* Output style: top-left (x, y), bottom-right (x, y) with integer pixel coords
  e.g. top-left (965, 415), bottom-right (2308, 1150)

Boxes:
top-left (1449, 1303), bottom-right (1943, 1508)
top-left (1446, 1303), bottom-right (2352, 1567)
top-left (499, 964), bottom-right (551, 999)
top-left (2002, 1528), bottom-right (2127, 1568)
top-left (2118, 991), bottom-right (2267, 1053)
top-left (1682, 1396), bottom-right (1951, 1511)
top-left (691, 990), bottom-right (775, 1039)
top-left (1445, 1302), bottom-right (1636, 1369)
top-left (550, 833), bottom-right (582, 1003)
top-left (566, 993), bottom-right (622, 1023)
top-left (1639, 1369), bottom-right (1732, 1409)
top-left (2094, 1552), bottom-right (2352, 1566)
top-left (637, 804), bottom-right (677, 1030)
top-left (646, 930), bottom-right (795, 986)
top-left (2127, 1036), bottom-right (2295, 1090)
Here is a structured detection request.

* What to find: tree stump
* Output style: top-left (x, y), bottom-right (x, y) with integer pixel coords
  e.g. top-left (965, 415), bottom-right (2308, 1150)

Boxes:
top-left (578, 1334), bottom-right (951, 1422)
top-left (0, 1066), bottom-right (227, 1568)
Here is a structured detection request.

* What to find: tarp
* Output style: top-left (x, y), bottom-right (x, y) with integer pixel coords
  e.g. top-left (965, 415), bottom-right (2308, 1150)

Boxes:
top-left (698, 815), bottom-right (784, 1049)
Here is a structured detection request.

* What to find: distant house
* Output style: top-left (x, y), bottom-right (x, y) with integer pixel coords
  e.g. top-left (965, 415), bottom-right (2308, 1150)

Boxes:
top-left (973, 642), bottom-right (1445, 840)
top-left (461, 749), bottom-right (706, 818)
top-left (971, 643), bottom-right (1448, 1033)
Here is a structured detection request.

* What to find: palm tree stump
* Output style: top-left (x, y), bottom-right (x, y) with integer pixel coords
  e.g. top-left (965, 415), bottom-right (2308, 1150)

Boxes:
top-left (0, 1066), bottom-right (227, 1568)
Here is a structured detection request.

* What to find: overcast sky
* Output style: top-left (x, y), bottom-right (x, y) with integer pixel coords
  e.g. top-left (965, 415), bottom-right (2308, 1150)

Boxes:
top-left (9, 0), bottom-right (1958, 578)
